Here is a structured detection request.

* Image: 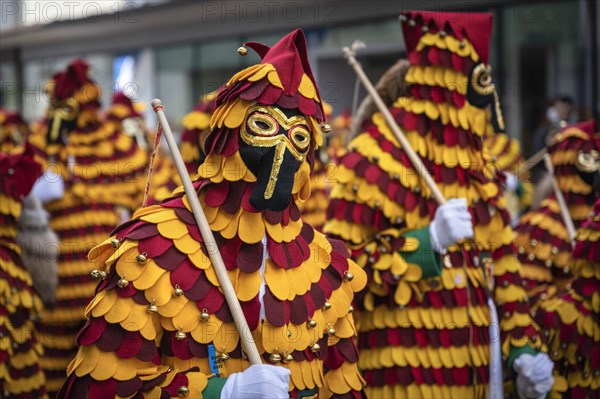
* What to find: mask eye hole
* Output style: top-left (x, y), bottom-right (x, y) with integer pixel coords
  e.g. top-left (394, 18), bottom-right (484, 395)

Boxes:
top-left (471, 63), bottom-right (495, 96)
top-left (247, 112), bottom-right (278, 137)
top-left (576, 149), bottom-right (600, 173)
top-left (289, 126), bottom-right (310, 153)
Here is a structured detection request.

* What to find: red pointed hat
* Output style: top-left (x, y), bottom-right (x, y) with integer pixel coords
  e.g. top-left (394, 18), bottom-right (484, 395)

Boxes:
top-left (400, 11), bottom-right (493, 64)
top-left (218, 28), bottom-right (325, 122)
top-left (50, 58), bottom-right (101, 104)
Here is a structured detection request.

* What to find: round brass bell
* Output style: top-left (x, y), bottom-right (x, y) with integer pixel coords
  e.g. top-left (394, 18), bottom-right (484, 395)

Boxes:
top-left (148, 303), bottom-right (158, 313)
top-left (177, 386), bottom-right (190, 397)
top-left (348, 305), bottom-right (354, 314)
top-left (98, 271), bottom-right (107, 280)
top-left (269, 353), bottom-right (282, 363)
top-left (175, 330), bottom-right (186, 341)
top-left (320, 123), bottom-right (332, 134)
top-left (111, 238), bottom-right (121, 249)
top-left (117, 277), bottom-right (129, 288)
top-left (328, 327), bottom-right (336, 336)
top-left (173, 287), bottom-right (184, 297)
top-left (311, 343), bottom-right (320, 352)
top-left (308, 320), bottom-right (317, 328)
top-left (344, 272), bottom-right (354, 282)
top-left (200, 311), bottom-right (210, 322)
top-left (237, 46), bottom-right (248, 56)
top-left (90, 270), bottom-right (100, 280)
top-left (283, 354), bottom-right (294, 363)
top-left (218, 352), bottom-right (229, 361)
top-left (324, 300), bottom-right (332, 310)
top-left (136, 253), bottom-right (147, 264)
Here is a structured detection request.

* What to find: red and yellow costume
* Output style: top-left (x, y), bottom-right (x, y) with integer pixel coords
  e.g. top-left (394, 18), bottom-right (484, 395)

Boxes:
top-left (28, 59), bottom-right (148, 395)
top-left (58, 30), bottom-right (366, 399)
top-left (514, 120), bottom-right (599, 307)
top-left (106, 92), bottom-right (178, 205)
top-left (534, 198), bottom-right (600, 398)
top-left (0, 111), bottom-right (47, 398)
top-left (181, 91), bottom-right (217, 177)
top-left (324, 11), bottom-right (542, 398)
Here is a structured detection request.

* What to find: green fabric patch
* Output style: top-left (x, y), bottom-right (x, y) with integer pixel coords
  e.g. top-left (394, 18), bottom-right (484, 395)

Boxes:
top-left (402, 226), bottom-right (443, 279)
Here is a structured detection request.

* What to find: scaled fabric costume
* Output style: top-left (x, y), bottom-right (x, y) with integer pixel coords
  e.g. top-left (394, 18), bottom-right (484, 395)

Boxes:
top-left (514, 120), bottom-right (600, 308)
top-left (534, 198), bottom-right (600, 398)
top-left (58, 29), bottom-right (367, 399)
top-left (324, 11), bottom-right (543, 398)
top-left (0, 116), bottom-right (47, 399)
top-left (106, 92), bottom-right (179, 205)
top-left (181, 91), bottom-right (218, 177)
top-left (28, 59), bottom-right (148, 395)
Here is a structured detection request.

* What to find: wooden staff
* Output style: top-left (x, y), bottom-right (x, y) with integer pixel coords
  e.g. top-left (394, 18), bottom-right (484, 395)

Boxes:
top-left (342, 41), bottom-right (446, 205)
top-left (543, 154), bottom-right (576, 246)
top-left (151, 99), bottom-right (262, 365)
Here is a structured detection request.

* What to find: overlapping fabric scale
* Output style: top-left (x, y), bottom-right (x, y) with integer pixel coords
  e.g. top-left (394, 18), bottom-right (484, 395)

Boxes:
top-left (534, 198), bottom-right (600, 398)
top-left (58, 176), bottom-right (367, 398)
top-left (0, 143), bottom-right (48, 399)
top-left (324, 17), bottom-right (541, 399)
top-left (28, 108), bottom-right (148, 395)
top-left (181, 92), bottom-right (218, 178)
top-left (514, 125), bottom-right (598, 308)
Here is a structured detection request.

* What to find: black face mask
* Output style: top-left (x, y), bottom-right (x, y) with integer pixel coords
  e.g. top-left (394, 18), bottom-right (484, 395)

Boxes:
top-left (467, 63), bottom-right (505, 134)
top-left (46, 99), bottom-right (79, 145)
top-left (239, 105), bottom-right (311, 212)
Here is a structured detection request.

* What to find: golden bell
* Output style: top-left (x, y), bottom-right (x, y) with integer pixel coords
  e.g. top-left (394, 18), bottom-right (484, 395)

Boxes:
top-left (111, 238), bottom-right (121, 249)
top-left (348, 305), bottom-right (354, 314)
top-left (269, 353), bottom-right (282, 363)
top-left (328, 327), bottom-right (336, 336)
top-left (344, 272), bottom-right (354, 282)
top-left (90, 270), bottom-right (100, 280)
top-left (177, 386), bottom-right (190, 397)
top-left (117, 277), bottom-right (129, 288)
top-left (237, 46), bottom-right (248, 56)
top-left (175, 330), bottom-right (187, 341)
top-left (283, 354), bottom-right (294, 363)
top-left (200, 311), bottom-right (210, 322)
top-left (173, 287), bottom-right (184, 297)
top-left (136, 253), bottom-right (147, 264)
top-left (98, 271), bottom-right (107, 280)
top-left (324, 300), bottom-right (332, 310)
top-left (148, 303), bottom-right (158, 313)
top-left (320, 123), bottom-right (332, 134)
top-left (311, 343), bottom-right (320, 352)
top-left (308, 320), bottom-right (317, 328)
top-left (218, 352), bottom-right (229, 361)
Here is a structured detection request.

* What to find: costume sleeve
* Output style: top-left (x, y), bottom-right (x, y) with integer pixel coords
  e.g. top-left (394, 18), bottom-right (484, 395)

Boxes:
top-left (320, 253), bottom-right (367, 399)
top-left (324, 146), bottom-right (442, 308)
top-left (57, 236), bottom-right (210, 399)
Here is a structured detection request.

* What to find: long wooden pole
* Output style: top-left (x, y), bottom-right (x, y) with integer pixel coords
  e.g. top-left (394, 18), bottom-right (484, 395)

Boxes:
top-left (342, 43), bottom-right (446, 205)
top-left (543, 154), bottom-right (576, 246)
top-left (151, 99), bottom-right (262, 365)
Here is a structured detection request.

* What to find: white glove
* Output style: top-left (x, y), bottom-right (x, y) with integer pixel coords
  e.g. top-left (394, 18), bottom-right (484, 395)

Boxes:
top-left (220, 364), bottom-right (290, 399)
top-left (30, 168), bottom-right (64, 204)
top-left (429, 198), bottom-right (474, 254)
top-left (505, 172), bottom-right (520, 192)
top-left (514, 353), bottom-right (554, 399)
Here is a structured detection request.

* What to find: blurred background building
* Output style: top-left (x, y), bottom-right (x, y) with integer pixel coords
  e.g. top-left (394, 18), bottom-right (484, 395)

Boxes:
top-left (1, 0), bottom-right (598, 156)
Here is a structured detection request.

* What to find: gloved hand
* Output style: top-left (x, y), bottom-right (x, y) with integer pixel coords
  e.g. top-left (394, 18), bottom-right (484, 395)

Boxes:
top-left (30, 168), bottom-right (64, 204)
top-left (513, 353), bottom-right (554, 399)
top-left (220, 364), bottom-right (290, 399)
top-left (429, 198), bottom-right (474, 254)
